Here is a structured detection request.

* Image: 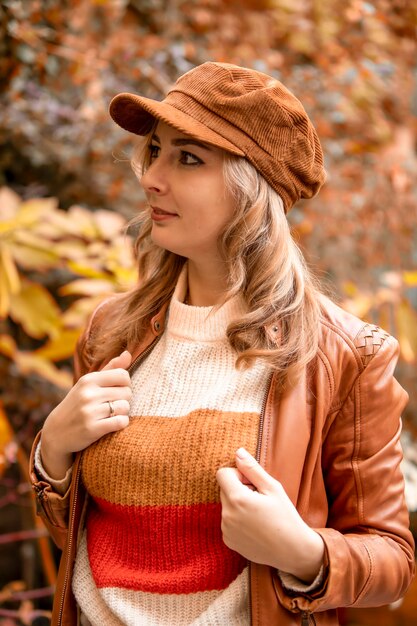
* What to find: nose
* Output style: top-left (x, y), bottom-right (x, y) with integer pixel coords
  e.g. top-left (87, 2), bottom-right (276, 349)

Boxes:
top-left (140, 159), bottom-right (169, 196)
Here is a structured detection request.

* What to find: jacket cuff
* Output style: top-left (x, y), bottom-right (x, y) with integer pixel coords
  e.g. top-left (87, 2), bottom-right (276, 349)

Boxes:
top-left (34, 440), bottom-right (73, 495)
top-left (29, 431), bottom-right (72, 531)
top-left (278, 565), bottom-right (325, 593)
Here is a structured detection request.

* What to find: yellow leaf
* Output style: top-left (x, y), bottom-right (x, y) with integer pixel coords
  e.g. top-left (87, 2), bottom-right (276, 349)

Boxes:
top-left (396, 300), bottom-right (417, 364)
top-left (0, 198), bottom-right (57, 234)
top-left (0, 334), bottom-right (17, 358)
top-left (0, 270), bottom-right (10, 318)
top-left (17, 197), bottom-right (58, 224)
top-left (15, 352), bottom-right (72, 389)
top-left (86, 240), bottom-right (108, 257)
top-left (33, 328), bottom-right (82, 361)
top-left (9, 241), bottom-right (60, 270)
top-left (59, 278), bottom-right (116, 297)
top-left (66, 260), bottom-right (110, 279)
top-left (111, 266), bottom-right (137, 289)
top-left (403, 271), bottom-right (417, 287)
top-left (0, 401), bottom-right (14, 476)
top-left (67, 205), bottom-right (99, 239)
top-left (9, 280), bottom-right (62, 339)
top-left (341, 294), bottom-right (373, 319)
top-left (53, 241), bottom-right (92, 261)
top-left (0, 217), bottom-right (18, 236)
top-left (13, 229), bottom-right (57, 249)
top-left (342, 281), bottom-right (358, 297)
top-left (41, 210), bottom-right (82, 237)
top-left (61, 295), bottom-right (106, 328)
top-left (93, 210), bottom-right (126, 239)
top-left (0, 244), bottom-right (21, 294)
top-left (0, 186), bottom-right (21, 220)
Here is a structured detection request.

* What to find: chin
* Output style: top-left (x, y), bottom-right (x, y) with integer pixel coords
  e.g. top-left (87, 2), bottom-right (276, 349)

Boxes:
top-left (150, 231), bottom-right (184, 257)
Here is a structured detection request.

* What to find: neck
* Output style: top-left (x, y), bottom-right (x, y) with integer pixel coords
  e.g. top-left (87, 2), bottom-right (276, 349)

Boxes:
top-left (186, 260), bottom-right (229, 306)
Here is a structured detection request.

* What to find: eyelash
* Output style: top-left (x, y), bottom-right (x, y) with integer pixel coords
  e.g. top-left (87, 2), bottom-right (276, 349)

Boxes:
top-left (148, 145), bottom-right (203, 167)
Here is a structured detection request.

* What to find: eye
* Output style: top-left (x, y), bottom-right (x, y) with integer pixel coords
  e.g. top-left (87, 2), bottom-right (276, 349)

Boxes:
top-left (148, 144), bottom-right (160, 161)
top-left (179, 151), bottom-right (203, 166)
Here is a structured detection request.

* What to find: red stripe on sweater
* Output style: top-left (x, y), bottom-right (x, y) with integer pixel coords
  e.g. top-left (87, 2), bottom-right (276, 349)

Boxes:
top-left (86, 497), bottom-right (246, 594)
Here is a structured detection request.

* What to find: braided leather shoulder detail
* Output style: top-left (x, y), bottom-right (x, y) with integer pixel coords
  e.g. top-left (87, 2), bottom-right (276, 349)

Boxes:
top-left (354, 324), bottom-right (390, 367)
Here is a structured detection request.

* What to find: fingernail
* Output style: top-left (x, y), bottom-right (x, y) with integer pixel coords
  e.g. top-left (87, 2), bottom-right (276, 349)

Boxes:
top-left (236, 447), bottom-right (250, 459)
top-left (120, 350), bottom-right (129, 356)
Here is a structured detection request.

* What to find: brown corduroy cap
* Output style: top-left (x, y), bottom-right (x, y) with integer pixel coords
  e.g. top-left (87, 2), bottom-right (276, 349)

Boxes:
top-left (109, 62), bottom-right (326, 213)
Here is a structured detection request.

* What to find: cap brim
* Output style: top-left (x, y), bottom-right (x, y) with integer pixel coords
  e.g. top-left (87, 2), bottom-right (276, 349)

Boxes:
top-left (109, 93), bottom-right (245, 157)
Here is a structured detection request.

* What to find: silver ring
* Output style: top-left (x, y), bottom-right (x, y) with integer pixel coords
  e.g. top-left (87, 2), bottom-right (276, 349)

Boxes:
top-left (107, 401), bottom-right (115, 418)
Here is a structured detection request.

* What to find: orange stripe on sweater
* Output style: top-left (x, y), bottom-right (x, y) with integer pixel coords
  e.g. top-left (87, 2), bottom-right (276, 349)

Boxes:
top-left (81, 410), bottom-right (260, 506)
top-left (86, 497), bottom-right (246, 594)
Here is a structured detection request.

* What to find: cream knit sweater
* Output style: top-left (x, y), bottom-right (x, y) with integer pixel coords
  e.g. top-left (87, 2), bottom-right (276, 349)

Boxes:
top-left (72, 267), bottom-right (270, 625)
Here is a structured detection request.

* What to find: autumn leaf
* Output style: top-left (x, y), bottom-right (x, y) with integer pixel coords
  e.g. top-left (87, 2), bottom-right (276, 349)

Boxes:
top-left (0, 197), bottom-right (57, 236)
top-left (66, 260), bottom-right (113, 279)
top-left (341, 293), bottom-right (373, 319)
top-left (0, 401), bottom-right (14, 477)
top-left (15, 352), bottom-right (72, 389)
top-left (93, 209), bottom-right (127, 240)
top-left (9, 280), bottom-right (62, 339)
top-left (59, 278), bottom-right (116, 297)
top-left (9, 238), bottom-right (60, 271)
top-left (403, 271), bottom-right (417, 287)
top-left (0, 334), bottom-right (17, 358)
top-left (66, 205), bottom-right (100, 239)
top-left (60, 295), bottom-right (107, 328)
top-left (17, 197), bottom-right (58, 222)
top-left (53, 240), bottom-right (95, 261)
top-left (33, 328), bottom-right (82, 361)
top-left (396, 300), bottom-right (417, 364)
top-left (0, 244), bottom-right (21, 317)
top-left (342, 281), bottom-right (358, 297)
top-left (0, 186), bottom-right (21, 220)
top-left (0, 275), bottom-right (10, 319)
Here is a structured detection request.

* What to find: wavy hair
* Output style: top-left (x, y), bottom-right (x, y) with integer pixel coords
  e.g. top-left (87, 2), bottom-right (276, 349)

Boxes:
top-left (92, 135), bottom-right (323, 388)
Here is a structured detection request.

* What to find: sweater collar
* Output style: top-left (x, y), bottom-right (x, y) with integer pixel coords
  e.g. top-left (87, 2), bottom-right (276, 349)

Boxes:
top-left (166, 264), bottom-right (247, 342)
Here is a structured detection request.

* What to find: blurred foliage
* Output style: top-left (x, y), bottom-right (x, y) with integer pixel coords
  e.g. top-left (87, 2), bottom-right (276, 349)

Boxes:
top-left (0, 186), bottom-right (135, 387)
top-left (0, 188), bottom-right (135, 623)
top-left (0, 0), bottom-right (416, 623)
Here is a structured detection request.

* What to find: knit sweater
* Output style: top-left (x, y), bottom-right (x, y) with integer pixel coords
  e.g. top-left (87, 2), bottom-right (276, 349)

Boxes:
top-left (72, 267), bottom-right (271, 625)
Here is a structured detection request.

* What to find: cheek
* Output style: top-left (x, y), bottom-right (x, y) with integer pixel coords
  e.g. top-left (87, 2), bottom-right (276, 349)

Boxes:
top-left (189, 183), bottom-right (234, 230)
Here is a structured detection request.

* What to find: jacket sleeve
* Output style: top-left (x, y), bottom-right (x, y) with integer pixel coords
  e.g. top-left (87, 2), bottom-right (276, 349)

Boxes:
top-left (276, 332), bottom-right (415, 614)
top-left (29, 306), bottom-right (103, 548)
top-left (30, 431), bottom-right (74, 550)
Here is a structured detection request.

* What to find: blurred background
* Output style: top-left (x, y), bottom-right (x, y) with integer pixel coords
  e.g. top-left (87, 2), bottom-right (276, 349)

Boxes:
top-left (0, 0), bottom-right (416, 624)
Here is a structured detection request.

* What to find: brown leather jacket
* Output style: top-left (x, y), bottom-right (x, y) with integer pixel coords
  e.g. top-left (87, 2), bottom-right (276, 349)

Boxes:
top-left (30, 296), bottom-right (415, 626)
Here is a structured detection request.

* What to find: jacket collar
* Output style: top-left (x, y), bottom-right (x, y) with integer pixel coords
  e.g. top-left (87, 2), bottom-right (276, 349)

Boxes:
top-left (128, 300), bottom-right (170, 363)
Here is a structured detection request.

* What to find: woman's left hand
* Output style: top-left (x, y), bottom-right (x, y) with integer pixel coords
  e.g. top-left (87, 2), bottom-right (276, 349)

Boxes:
top-left (216, 447), bottom-right (324, 583)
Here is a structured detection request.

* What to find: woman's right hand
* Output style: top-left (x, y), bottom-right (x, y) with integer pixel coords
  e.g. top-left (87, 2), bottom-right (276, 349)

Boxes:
top-left (40, 350), bottom-right (133, 480)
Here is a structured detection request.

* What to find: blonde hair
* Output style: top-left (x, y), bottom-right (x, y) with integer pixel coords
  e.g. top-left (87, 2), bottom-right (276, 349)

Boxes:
top-left (92, 136), bottom-right (323, 388)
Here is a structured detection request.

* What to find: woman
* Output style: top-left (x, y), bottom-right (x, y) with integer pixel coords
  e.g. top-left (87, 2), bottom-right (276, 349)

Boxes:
top-left (30, 62), bottom-right (415, 626)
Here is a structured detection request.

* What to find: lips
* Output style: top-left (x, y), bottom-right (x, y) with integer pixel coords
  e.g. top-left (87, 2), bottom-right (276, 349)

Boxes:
top-left (150, 206), bottom-right (179, 222)
top-left (151, 206), bottom-right (178, 216)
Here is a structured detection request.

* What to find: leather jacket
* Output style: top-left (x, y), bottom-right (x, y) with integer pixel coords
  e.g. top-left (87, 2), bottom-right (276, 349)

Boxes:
top-left (30, 295), bottom-right (415, 626)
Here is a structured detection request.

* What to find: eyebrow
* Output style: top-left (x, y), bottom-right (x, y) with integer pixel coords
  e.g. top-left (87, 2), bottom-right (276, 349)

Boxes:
top-left (151, 133), bottom-right (212, 151)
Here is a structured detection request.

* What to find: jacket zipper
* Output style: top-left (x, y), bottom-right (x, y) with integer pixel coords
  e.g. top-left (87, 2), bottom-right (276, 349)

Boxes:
top-left (57, 335), bottom-right (161, 625)
top-left (255, 371), bottom-right (274, 463)
top-left (58, 459), bottom-right (82, 626)
top-left (301, 610), bottom-right (316, 625)
top-left (127, 335), bottom-right (161, 376)
top-left (249, 371), bottom-right (274, 624)
top-left (34, 484), bottom-right (47, 515)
